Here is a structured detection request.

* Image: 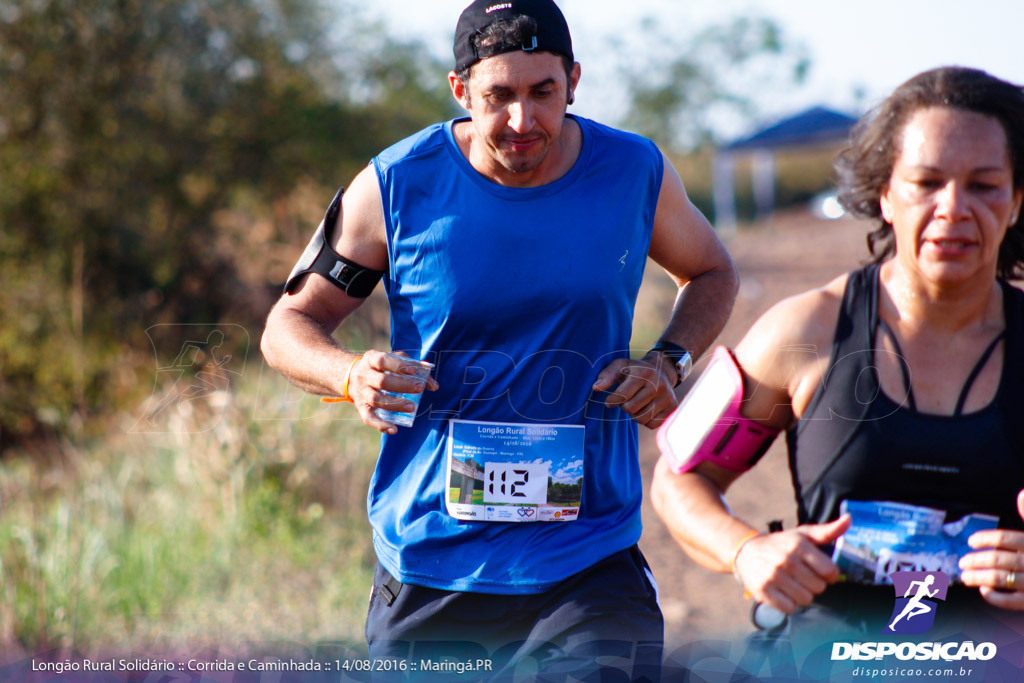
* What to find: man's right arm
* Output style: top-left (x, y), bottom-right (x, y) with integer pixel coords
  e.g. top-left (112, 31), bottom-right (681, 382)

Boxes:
top-left (260, 165), bottom-right (433, 435)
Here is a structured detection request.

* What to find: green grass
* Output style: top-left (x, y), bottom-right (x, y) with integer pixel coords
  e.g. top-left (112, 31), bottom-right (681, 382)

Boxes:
top-left (0, 372), bottom-right (381, 656)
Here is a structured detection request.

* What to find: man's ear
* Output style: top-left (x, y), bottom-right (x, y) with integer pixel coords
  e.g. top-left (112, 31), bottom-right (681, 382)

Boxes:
top-left (567, 61), bottom-right (581, 105)
top-left (449, 71), bottom-right (471, 111)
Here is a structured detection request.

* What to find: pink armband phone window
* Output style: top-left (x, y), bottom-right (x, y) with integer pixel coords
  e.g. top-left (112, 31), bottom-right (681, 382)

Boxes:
top-left (656, 346), bottom-right (780, 474)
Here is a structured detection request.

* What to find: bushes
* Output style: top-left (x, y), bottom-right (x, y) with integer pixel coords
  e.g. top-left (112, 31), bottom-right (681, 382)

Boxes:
top-left (0, 0), bottom-right (453, 446)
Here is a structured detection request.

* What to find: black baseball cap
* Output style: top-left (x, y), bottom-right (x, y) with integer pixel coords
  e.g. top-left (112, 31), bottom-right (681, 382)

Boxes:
top-left (454, 0), bottom-right (574, 73)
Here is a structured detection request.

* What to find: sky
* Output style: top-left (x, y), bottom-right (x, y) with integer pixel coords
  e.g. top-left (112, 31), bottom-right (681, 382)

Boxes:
top-left (367, 0), bottom-right (1024, 141)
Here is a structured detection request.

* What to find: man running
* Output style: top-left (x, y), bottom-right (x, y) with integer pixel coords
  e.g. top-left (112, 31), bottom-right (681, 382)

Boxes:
top-left (889, 575), bottom-right (939, 631)
top-left (261, 0), bottom-right (737, 677)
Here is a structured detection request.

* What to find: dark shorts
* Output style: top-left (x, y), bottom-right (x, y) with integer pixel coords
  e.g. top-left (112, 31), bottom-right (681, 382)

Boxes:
top-left (365, 544), bottom-right (663, 681)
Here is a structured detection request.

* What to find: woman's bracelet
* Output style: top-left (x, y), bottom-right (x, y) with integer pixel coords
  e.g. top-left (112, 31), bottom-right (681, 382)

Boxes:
top-left (730, 530), bottom-right (761, 578)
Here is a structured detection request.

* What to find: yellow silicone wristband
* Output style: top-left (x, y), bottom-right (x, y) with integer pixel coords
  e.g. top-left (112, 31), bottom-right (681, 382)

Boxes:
top-left (322, 354), bottom-right (362, 404)
top-left (341, 355), bottom-right (362, 402)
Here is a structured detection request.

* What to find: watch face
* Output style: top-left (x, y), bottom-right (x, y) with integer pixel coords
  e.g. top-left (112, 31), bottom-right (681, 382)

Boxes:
top-left (676, 353), bottom-right (693, 381)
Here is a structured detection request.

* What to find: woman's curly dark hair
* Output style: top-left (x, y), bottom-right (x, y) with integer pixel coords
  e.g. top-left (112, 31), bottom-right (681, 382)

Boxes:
top-left (835, 66), bottom-right (1024, 279)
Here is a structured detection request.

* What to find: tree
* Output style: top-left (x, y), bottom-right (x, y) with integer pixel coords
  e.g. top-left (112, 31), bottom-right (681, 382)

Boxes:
top-left (0, 0), bottom-right (455, 447)
top-left (620, 15), bottom-right (810, 151)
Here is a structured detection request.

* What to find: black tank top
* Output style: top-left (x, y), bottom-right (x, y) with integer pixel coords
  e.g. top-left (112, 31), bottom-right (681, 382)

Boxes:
top-left (787, 264), bottom-right (1024, 530)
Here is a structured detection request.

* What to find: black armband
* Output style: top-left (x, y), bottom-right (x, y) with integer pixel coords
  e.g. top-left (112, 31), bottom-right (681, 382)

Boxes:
top-left (283, 187), bottom-right (385, 297)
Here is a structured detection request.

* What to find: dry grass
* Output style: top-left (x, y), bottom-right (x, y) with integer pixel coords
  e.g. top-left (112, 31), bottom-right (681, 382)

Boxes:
top-left (0, 359), bottom-right (382, 658)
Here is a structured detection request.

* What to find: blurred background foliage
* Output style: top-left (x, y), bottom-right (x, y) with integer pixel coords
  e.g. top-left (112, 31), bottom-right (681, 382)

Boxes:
top-left (0, 0), bottom-right (819, 450)
top-left (0, 0), bottom-right (830, 655)
top-left (0, 0), bottom-right (455, 447)
top-left (620, 15), bottom-right (811, 151)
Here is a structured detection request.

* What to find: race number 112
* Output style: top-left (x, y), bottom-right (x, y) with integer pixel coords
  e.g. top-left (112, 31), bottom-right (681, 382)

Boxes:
top-left (483, 462), bottom-right (547, 505)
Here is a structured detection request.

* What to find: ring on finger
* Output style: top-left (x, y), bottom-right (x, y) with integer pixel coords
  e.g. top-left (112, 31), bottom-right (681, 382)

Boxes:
top-left (1008, 570), bottom-right (1017, 591)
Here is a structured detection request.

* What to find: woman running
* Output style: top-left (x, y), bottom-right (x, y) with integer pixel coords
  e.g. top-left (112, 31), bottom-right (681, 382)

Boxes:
top-left (652, 66), bottom-right (1024, 636)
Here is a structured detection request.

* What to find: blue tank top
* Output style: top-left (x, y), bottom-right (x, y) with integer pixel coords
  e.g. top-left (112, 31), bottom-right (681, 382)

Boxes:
top-left (367, 115), bottom-right (664, 593)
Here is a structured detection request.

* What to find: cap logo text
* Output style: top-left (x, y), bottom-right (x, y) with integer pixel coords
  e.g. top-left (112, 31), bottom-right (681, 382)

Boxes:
top-left (486, 3), bottom-right (512, 12)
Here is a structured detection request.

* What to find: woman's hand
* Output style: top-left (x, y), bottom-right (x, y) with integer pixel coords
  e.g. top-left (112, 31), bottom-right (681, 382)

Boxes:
top-left (960, 490), bottom-right (1024, 610)
top-left (733, 515), bottom-right (851, 614)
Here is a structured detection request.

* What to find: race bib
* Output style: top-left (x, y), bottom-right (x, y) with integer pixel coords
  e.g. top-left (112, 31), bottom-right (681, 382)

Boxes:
top-left (445, 419), bottom-right (585, 523)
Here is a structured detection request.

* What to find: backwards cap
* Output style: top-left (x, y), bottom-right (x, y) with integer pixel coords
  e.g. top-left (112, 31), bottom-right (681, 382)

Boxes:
top-left (454, 0), bottom-right (574, 73)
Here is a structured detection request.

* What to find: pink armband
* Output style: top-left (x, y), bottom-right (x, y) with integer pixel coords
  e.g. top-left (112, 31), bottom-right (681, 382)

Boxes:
top-left (656, 346), bottom-right (780, 474)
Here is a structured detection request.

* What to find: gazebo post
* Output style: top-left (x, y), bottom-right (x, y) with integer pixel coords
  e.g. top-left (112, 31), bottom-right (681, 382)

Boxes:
top-left (712, 151), bottom-right (737, 235)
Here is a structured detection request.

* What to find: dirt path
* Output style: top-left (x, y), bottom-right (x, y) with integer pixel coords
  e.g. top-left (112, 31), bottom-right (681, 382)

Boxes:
top-left (636, 209), bottom-right (870, 643)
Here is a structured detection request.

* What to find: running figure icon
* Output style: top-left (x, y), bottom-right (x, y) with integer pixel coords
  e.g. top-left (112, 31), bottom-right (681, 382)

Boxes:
top-left (888, 574), bottom-right (939, 631)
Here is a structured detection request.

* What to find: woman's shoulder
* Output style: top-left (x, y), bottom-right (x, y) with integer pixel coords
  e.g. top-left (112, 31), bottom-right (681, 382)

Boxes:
top-left (732, 272), bottom-right (854, 425)
top-left (737, 272), bottom-right (851, 362)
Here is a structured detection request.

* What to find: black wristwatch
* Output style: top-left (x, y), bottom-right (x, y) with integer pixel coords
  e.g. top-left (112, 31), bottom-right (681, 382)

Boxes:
top-left (649, 340), bottom-right (693, 388)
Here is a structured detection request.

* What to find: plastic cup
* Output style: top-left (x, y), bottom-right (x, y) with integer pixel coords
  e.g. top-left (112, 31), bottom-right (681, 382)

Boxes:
top-left (374, 359), bottom-right (434, 428)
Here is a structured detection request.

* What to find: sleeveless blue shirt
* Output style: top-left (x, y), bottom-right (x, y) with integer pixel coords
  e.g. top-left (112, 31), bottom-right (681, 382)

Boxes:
top-left (368, 116), bottom-right (664, 593)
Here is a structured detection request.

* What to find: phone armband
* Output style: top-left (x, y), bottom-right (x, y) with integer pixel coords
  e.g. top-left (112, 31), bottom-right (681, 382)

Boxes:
top-left (656, 346), bottom-right (780, 474)
top-left (284, 188), bottom-right (385, 298)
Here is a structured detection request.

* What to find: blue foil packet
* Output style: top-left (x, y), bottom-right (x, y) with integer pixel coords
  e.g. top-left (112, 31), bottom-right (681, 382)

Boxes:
top-left (832, 500), bottom-right (998, 585)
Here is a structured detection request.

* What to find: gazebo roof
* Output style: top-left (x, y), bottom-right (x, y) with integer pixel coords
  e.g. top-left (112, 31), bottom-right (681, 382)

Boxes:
top-left (723, 106), bottom-right (858, 152)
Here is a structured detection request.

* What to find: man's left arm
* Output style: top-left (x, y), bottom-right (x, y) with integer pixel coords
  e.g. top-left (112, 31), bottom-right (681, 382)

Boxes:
top-left (593, 153), bottom-right (738, 428)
